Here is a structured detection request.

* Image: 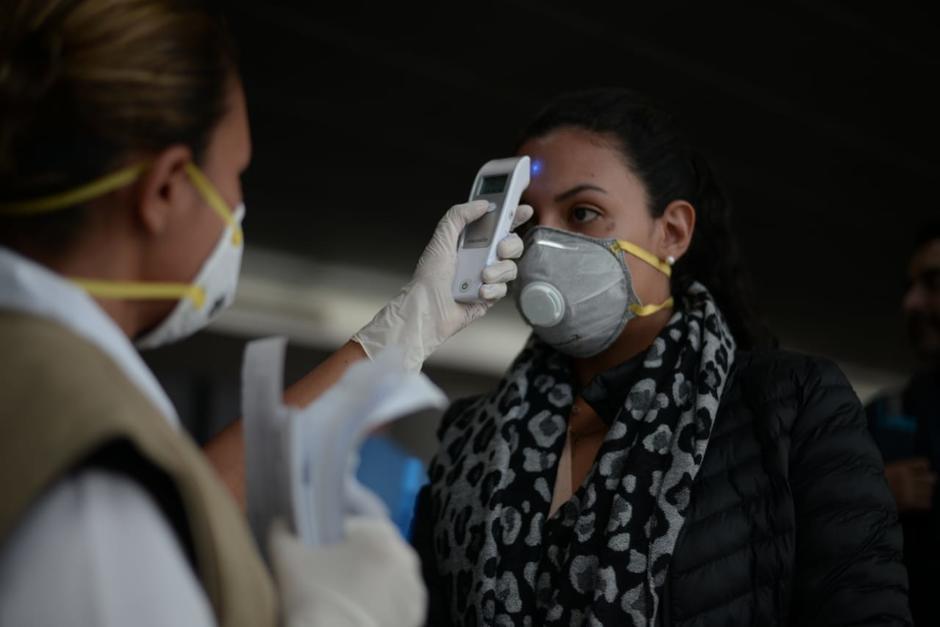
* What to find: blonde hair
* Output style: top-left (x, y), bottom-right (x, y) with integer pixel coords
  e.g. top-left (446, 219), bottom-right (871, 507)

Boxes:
top-left (0, 0), bottom-right (236, 247)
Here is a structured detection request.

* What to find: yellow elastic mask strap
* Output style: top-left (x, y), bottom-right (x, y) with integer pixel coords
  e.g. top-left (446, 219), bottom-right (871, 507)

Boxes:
top-left (629, 297), bottom-right (675, 317)
top-left (184, 163), bottom-right (243, 247)
top-left (610, 240), bottom-right (674, 316)
top-left (74, 279), bottom-right (207, 311)
top-left (611, 240), bottom-right (673, 277)
top-left (0, 164), bottom-right (147, 216)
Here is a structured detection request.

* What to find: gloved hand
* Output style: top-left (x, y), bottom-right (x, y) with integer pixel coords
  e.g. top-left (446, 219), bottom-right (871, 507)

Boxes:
top-left (353, 200), bottom-right (534, 371)
top-left (268, 517), bottom-right (427, 627)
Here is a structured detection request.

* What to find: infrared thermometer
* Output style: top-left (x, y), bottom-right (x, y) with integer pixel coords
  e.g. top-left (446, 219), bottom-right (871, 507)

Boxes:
top-left (452, 156), bottom-right (531, 303)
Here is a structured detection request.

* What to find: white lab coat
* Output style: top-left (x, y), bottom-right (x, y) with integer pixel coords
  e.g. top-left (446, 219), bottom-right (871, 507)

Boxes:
top-left (0, 247), bottom-right (216, 627)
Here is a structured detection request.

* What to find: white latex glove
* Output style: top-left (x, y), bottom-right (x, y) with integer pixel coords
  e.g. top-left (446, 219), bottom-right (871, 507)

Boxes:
top-left (269, 517), bottom-right (426, 627)
top-left (353, 200), bottom-right (534, 371)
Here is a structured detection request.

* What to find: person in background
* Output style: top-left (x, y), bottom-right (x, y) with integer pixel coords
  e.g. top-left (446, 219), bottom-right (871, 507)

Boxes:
top-left (867, 221), bottom-right (940, 626)
top-left (0, 1), bottom-right (529, 625)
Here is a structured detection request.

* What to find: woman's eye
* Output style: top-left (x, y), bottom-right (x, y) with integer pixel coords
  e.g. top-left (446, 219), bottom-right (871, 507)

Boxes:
top-left (571, 206), bottom-right (601, 224)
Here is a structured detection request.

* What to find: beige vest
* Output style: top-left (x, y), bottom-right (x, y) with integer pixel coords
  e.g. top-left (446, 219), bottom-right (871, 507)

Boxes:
top-left (0, 311), bottom-right (277, 627)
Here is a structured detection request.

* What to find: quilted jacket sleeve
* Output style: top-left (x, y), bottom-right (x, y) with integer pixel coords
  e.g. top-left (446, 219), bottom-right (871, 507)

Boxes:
top-left (789, 357), bottom-right (912, 626)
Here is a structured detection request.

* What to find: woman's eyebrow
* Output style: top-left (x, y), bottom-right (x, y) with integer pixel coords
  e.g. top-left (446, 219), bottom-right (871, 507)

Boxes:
top-left (554, 184), bottom-right (608, 202)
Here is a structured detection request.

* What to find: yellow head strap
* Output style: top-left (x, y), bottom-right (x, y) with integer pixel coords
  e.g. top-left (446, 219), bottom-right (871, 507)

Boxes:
top-left (610, 240), bottom-right (673, 277)
top-left (629, 297), bottom-right (675, 317)
top-left (72, 279), bottom-right (207, 311)
top-left (0, 165), bottom-right (147, 216)
top-left (0, 161), bottom-right (242, 245)
top-left (608, 240), bottom-right (674, 317)
top-left (183, 163), bottom-right (243, 246)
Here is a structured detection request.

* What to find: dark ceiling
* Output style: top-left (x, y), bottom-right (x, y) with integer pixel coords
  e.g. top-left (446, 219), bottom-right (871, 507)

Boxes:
top-left (224, 0), bottom-right (940, 372)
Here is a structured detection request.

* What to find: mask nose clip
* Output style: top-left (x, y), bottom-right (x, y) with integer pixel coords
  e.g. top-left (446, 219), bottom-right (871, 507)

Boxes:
top-left (519, 281), bottom-right (566, 328)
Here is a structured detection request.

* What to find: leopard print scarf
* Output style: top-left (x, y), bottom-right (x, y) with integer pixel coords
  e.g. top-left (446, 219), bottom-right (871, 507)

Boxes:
top-left (426, 283), bottom-right (736, 625)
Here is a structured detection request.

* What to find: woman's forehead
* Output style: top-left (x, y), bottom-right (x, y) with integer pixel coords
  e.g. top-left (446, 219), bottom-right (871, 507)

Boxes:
top-left (519, 129), bottom-right (644, 202)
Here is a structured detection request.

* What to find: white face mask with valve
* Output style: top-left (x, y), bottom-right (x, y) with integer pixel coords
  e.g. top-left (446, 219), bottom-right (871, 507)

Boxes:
top-left (0, 161), bottom-right (245, 349)
top-left (514, 226), bottom-right (674, 358)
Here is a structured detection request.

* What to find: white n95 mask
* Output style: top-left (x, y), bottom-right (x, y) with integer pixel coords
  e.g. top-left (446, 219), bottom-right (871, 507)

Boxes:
top-left (514, 226), bottom-right (674, 358)
top-left (133, 198), bottom-right (244, 349)
top-left (0, 161), bottom-right (245, 350)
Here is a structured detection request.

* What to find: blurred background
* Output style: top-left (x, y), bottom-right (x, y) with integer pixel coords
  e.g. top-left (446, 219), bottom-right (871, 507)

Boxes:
top-left (144, 0), bottom-right (940, 464)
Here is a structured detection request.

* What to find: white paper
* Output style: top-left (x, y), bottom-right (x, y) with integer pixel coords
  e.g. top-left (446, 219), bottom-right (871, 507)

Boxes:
top-left (242, 338), bottom-right (447, 552)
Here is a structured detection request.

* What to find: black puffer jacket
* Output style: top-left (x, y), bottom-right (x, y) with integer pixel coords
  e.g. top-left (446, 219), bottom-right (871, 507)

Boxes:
top-left (412, 351), bottom-right (911, 626)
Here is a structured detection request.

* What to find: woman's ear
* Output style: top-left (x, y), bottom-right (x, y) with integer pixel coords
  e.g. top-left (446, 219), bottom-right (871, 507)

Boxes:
top-left (658, 199), bottom-right (696, 262)
top-left (134, 145), bottom-right (194, 236)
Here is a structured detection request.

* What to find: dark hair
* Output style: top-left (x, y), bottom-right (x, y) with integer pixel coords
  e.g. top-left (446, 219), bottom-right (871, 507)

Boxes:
top-left (519, 88), bottom-right (773, 351)
top-left (0, 0), bottom-right (237, 251)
